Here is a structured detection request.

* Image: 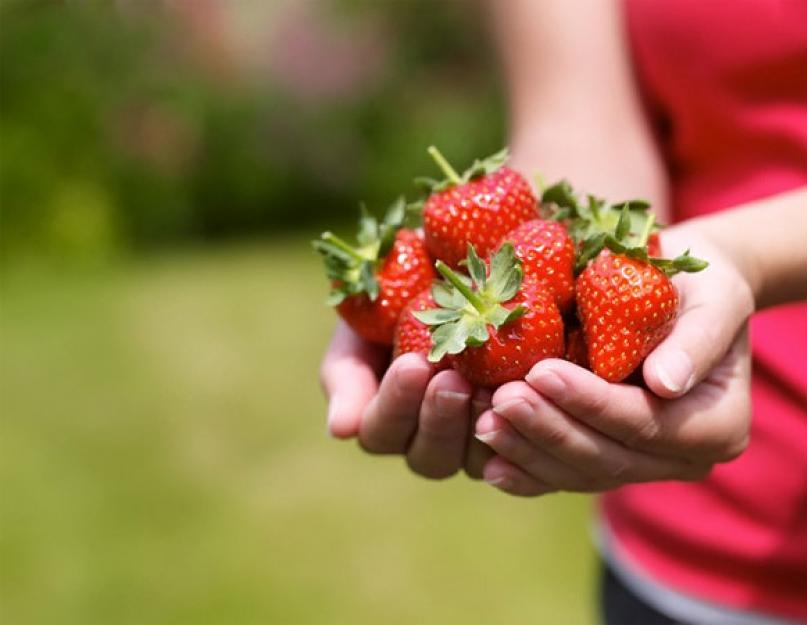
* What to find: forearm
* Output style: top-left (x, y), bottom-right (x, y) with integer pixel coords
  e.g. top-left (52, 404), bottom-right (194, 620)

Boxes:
top-left (488, 0), bottom-right (669, 216)
top-left (680, 187), bottom-right (807, 309)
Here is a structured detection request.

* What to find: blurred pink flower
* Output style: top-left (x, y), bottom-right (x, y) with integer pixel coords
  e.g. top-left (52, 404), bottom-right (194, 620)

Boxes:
top-left (265, 3), bottom-right (389, 102)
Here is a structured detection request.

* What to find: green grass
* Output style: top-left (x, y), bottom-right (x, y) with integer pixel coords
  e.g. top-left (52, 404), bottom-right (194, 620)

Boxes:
top-left (1, 238), bottom-right (596, 625)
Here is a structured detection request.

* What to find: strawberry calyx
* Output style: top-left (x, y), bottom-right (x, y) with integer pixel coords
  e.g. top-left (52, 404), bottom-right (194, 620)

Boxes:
top-left (415, 146), bottom-right (510, 194)
top-left (541, 179), bottom-right (658, 250)
top-left (575, 203), bottom-right (708, 277)
top-left (313, 197), bottom-right (407, 305)
top-left (413, 242), bottom-right (526, 362)
top-left (540, 179), bottom-right (708, 277)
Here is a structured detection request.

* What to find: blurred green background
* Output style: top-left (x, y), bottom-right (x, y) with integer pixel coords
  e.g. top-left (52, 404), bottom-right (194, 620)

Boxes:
top-left (1, 1), bottom-right (595, 623)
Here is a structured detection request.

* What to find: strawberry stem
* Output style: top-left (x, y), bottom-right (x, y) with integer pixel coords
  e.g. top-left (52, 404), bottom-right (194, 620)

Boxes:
top-left (427, 146), bottom-right (462, 186)
top-left (435, 260), bottom-right (486, 312)
top-left (321, 232), bottom-right (367, 262)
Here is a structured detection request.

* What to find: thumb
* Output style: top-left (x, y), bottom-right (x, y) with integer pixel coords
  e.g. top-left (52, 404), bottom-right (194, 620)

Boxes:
top-left (643, 269), bottom-right (754, 399)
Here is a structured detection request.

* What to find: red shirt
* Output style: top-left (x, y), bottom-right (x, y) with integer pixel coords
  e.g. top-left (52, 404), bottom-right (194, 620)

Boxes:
top-left (603, 1), bottom-right (807, 621)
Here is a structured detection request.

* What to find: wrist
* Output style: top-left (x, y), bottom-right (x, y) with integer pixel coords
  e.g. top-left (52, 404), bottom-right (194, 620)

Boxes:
top-left (668, 188), bottom-right (807, 309)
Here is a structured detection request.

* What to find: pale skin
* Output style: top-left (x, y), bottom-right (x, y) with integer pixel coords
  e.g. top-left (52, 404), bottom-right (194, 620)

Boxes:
top-left (320, 0), bottom-right (807, 494)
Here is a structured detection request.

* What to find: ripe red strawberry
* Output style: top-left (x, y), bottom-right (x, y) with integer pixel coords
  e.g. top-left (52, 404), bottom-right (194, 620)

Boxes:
top-left (537, 179), bottom-right (708, 382)
top-left (573, 201), bottom-right (707, 382)
top-left (504, 219), bottom-right (575, 312)
top-left (419, 147), bottom-right (537, 268)
top-left (415, 243), bottom-right (564, 388)
top-left (392, 287), bottom-right (450, 369)
top-left (576, 251), bottom-right (680, 381)
top-left (314, 199), bottom-right (435, 345)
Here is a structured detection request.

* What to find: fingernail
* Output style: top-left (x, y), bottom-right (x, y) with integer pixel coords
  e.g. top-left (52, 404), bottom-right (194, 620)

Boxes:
top-left (399, 358), bottom-right (427, 373)
top-left (475, 431), bottom-right (499, 444)
top-left (526, 368), bottom-right (565, 396)
top-left (398, 361), bottom-right (428, 380)
top-left (435, 390), bottom-right (469, 413)
top-left (492, 398), bottom-right (534, 421)
top-left (654, 347), bottom-right (694, 395)
top-left (484, 475), bottom-right (511, 489)
top-left (475, 411), bottom-right (497, 435)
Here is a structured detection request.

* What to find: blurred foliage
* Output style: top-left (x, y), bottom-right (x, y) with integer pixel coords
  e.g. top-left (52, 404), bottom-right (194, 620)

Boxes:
top-left (0, 239), bottom-right (594, 624)
top-left (0, 5), bottom-right (599, 622)
top-left (0, 0), bottom-right (506, 261)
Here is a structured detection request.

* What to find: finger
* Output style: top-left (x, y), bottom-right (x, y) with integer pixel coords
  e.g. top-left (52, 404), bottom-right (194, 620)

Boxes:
top-left (320, 321), bottom-right (389, 439)
top-left (643, 260), bottom-right (753, 398)
top-left (491, 382), bottom-right (702, 486)
top-left (527, 352), bottom-right (749, 463)
top-left (482, 455), bottom-right (554, 497)
top-left (527, 359), bottom-right (664, 450)
top-left (476, 410), bottom-right (601, 491)
top-left (527, 358), bottom-right (659, 439)
top-left (406, 370), bottom-right (472, 479)
top-left (358, 352), bottom-right (433, 454)
top-left (464, 388), bottom-right (494, 480)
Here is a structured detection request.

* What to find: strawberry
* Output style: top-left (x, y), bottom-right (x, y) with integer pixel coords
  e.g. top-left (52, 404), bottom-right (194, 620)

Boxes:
top-left (573, 203), bottom-right (708, 382)
top-left (392, 287), bottom-right (450, 369)
top-left (314, 198), bottom-right (435, 345)
top-left (415, 243), bottom-right (564, 388)
top-left (418, 147), bottom-right (537, 268)
top-left (504, 218), bottom-right (575, 312)
top-left (576, 251), bottom-right (679, 381)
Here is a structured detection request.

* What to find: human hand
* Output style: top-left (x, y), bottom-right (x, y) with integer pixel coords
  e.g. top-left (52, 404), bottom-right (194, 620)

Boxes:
top-left (474, 230), bottom-right (755, 495)
top-left (320, 321), bottom-right (493, 479)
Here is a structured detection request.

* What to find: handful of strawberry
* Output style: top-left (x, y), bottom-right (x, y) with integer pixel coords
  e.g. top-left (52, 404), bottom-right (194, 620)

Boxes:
top-left (315, 147), bottom-right (707, 387)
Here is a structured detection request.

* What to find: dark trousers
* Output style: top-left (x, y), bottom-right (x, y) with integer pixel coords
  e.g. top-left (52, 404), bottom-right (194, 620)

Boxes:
top-left (600, 561), bottom-right (685, 625)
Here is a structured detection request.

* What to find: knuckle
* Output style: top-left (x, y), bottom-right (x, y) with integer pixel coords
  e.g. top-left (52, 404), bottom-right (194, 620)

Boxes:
top-left (491, 431), bottom-right (532, 466)
top-left (419, 412), bottom-right (464, 440)
top-left (623, 417), bottom-right (661, 450)
top-left (536, 421), bottom-right (572, 451)
top-left (577, 388), bottom-right (610, 417)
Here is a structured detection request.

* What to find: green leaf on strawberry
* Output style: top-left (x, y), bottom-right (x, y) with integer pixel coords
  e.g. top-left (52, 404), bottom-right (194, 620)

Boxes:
top-left (414, 242), bottom-right (526, 362)
top-left (541, 180), bottom-right (658, 251)
top-left (312, 196), bottom-right (407, 304)
top-left (540, 178), bottom-right (708, 277)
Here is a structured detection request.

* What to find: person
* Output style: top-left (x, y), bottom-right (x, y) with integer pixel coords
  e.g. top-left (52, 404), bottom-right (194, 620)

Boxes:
top-left (320, 1), bottom-right (807, 623)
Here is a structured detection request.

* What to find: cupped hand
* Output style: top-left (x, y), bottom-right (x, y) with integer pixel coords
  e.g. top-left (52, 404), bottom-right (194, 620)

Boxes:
top-left (475, 230), bottom-right (755, 496)
top-left (320, 321), bottom-right (493, 479)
